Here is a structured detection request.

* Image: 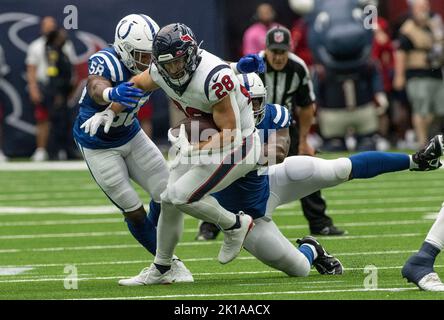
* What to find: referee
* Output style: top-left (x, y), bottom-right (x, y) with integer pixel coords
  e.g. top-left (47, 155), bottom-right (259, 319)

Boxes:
top-left (259, 26), bottom-right (344, 236)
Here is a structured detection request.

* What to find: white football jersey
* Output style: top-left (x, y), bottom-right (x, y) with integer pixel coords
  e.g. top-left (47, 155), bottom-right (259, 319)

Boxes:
top-left (150, 49), bottom-right (255, 136)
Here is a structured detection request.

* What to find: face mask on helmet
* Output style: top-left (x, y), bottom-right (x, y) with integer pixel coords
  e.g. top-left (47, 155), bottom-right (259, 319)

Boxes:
top-left (113, 14), bottom-right (159, 75)
top-left (251, 93), bottom-right (266, 125)
top-left (130, 48), bottom-right (152, 73)
top-left (239, 73), bottom-right (267, 125)
top-left (153, 23), bottom-right (201, 94)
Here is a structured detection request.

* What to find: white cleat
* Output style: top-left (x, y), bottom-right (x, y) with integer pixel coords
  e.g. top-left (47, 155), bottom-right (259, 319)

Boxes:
top-left (118, 263), bottom-right (173, 286)
top-left (417, 273), bottom-right (444, 292)
top-left (171, 259), bottom-right (194, 283)
top-left (218, 212), bottom-right (254, 264)
top-left (31, 148), bottom-right (48, 162)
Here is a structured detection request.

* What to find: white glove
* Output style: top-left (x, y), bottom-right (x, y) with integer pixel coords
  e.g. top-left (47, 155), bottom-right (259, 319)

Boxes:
top-left (80, 109), bottom-right (116, 137)
top-left (167, 124), bottom-right (194, 169)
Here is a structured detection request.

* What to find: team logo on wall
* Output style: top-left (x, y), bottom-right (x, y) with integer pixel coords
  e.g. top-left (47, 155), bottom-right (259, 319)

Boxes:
top-left (0, 12), bottom-right (106, 136)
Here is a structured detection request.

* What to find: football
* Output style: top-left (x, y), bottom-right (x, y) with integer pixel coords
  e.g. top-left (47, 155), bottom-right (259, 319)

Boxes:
top-left (171, 116), bottom-right (220, 143)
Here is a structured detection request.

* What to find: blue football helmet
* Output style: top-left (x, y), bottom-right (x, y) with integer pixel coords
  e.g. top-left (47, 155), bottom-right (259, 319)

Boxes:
top-left (152, 23), bottom-right (201, 95)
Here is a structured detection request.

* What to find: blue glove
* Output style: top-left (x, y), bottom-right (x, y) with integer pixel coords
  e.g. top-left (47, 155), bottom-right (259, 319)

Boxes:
top-left (237, 54), bottom-right (266, 74)
top-left (104, 82), bottom-right (144, 108)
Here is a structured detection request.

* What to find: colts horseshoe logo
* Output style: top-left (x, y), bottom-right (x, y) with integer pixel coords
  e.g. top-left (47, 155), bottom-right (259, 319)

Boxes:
top-left (117, 20), bottom-right (134, 40)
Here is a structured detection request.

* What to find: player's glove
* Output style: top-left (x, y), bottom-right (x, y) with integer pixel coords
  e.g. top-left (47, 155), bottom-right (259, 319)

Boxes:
top-left (80, 108), bottom-right (116, 137)
top-left (167, 124), bottom-right (195, 169)
top-left (103, 82), bottom-right (144, 108)
top-left (237, 54), bottom-right (266, 74)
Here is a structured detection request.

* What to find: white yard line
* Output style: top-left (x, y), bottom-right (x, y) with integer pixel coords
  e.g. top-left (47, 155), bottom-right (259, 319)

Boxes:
top-left (77, 287), bottom-right (419, 300)
top-left (0, 205), bottom-right (439, 217)
top-left (0, 232), bottom-right (427, 253)
top-left (0, 206), bottom-right (119, 215)
top-left (0, 249), bottom-right (420, 268)
top-left (3, 263), bottom-right (444, 284)
top-left (0, 227), bottom-right (425, 241)
top-left (0, 218), bottom-right (123, 227)
top-left (0, 161), bottom-right (87, 171)
top-left (0, 217), bottom-right (433, 229)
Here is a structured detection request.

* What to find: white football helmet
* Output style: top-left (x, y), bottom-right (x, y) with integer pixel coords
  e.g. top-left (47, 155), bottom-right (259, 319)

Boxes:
top-left (237, 73), bottom-right (267, 125)
top-left (113, 14), bottom-right (160, 74)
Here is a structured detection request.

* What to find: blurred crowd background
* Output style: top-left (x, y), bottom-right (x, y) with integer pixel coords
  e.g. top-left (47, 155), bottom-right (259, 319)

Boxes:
top-left (0, 0), bottom-right (444, 161)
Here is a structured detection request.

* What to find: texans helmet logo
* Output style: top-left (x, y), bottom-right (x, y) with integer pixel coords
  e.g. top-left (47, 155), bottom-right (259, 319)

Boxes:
top-left (180, 34), bottom-right (194, 42)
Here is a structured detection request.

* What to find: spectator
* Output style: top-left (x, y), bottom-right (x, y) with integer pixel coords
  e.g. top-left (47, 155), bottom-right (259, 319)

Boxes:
top-left (25, 16), bottom-right (76, 161)
top-left (242, 3), bottom-right (280, 55)
top-left (372, 17), bottom-right (396, 150)
top-left (393, 0), bottom-right (444, 147)
top-left (44, 28), bottom-right (75, 160)
top-left (314, 59), bottom-right (387, 152)
top-left (304, 0), bottom-right (387, 151)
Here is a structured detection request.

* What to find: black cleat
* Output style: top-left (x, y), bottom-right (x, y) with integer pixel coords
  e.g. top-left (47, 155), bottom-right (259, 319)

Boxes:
top-left (297, 236), bottom-right (344, 275)
top-left (195, 221), bottom-right (221, 241)
top-left (411, 135), bottom-right (443, 171)
top-left (311, 225), bottom-right (347, 236)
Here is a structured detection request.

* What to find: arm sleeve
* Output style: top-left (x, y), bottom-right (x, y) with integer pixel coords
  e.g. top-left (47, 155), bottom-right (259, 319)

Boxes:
top-left (269, 104), bottom-right (292, 129)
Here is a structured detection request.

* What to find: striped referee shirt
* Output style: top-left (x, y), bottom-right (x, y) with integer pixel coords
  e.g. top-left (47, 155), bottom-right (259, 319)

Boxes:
top-left (258, 51), bottom-right (316, 111)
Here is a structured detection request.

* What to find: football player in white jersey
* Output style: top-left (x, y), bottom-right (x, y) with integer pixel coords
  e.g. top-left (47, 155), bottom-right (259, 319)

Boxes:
top-left (73, 14), bottom-right (196, 284)
top-left (85, 23), bottom-right (264, 284)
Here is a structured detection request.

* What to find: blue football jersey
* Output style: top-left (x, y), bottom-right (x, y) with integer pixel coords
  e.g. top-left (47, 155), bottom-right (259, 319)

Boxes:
top-left (212, 104), bottom-right (291, 219)
top-left (73, 46), bottom-right (152, 149)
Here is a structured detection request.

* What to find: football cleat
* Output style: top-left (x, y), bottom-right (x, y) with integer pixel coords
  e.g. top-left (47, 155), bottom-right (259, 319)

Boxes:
top-left (401, 252), bottom-right (444, 291)
top-left (195, 221), bottom-right (221, 241)
top-left (416, 273), bottom-right (444, 291)
top-left (297, 236), bottom-right (344, 275)
top-left (118, 263), bottom-right (173, 286)
top-left (218, 212), bottom-right (254, 264)
top-left (411, 135), bottom-right (444, 171)
top-left (171, 259), bottom-right (194, 283)
top-left (311, 225), bottom-right (347, 236)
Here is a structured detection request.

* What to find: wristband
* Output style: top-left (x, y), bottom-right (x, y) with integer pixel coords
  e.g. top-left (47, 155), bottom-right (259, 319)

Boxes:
top-left (102, 87), bottom-right (112, 103)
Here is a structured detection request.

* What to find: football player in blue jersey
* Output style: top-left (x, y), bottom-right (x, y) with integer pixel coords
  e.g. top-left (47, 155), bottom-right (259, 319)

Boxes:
top-left (72, 14), bottom-right (196, 284)
top-left (191, 72), bottom-right (444, 277)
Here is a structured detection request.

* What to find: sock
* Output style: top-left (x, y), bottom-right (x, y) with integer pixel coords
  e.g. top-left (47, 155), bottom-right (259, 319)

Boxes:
top-left (125, 209), bottom-right (158, 256)
top-left (225, 215), bottom-right (240, 231)
top-left (298, 244), bottom-right (317, 265)
top-left (425, 206), bottom-right (444, 250)
top-left (154, 263), bottom-right (171, 274)
top-left (148, 200), bottom-right (161, 226)
top-left (419, 241), bottom-right (441, 260)
top-left (349, 152), bottom-right (410, 179)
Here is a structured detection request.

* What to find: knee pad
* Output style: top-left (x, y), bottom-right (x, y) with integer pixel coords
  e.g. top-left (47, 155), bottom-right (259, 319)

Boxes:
top-left (163, 183), bottom-right (188, 206)
top-left (283, 156), bottom-right (316, 182)
top-left (328, 158), bottom-right (352, 181)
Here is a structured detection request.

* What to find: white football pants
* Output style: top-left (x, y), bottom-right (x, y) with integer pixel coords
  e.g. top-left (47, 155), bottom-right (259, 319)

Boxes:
top-left (76, 130), bottom-right (169, 213)
top-left (243, 156), bottom-right (352, 276)
top-left (155, 131), bottom-right (262, 266)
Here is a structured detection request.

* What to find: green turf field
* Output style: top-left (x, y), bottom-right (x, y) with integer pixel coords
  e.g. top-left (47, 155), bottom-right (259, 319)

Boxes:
top-left (1, 161), bottom-right (444, 300)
